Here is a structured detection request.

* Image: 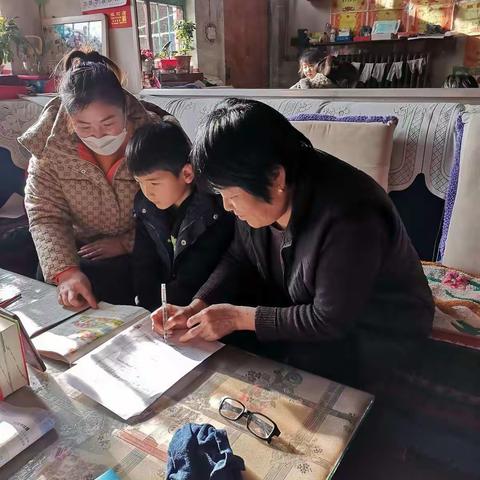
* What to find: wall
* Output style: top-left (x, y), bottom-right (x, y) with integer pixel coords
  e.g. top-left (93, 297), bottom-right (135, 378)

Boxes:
top-left (194, 0), bottom-right (225, 83)
top-left (42, 0), bottom-right (142, 92)
top-left (289, 0), bottom-right (330, 40)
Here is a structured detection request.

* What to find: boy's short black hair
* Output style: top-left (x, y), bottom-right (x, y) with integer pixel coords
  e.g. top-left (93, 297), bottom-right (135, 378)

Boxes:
top-left (126, 121), bottom-right (191, 176)
top-left (190, 98), bottom-right (315, 202)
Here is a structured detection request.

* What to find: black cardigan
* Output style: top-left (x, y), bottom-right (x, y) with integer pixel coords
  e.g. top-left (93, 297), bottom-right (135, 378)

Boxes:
top-left (196, 151), bottom-right (434, 380)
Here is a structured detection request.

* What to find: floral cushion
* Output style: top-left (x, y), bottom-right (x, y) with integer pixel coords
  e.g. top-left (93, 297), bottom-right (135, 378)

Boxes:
top-left (423, 262), bottom-right (480, 349)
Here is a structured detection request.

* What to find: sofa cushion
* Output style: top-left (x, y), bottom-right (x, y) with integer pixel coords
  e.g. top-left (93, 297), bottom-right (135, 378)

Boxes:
top-left (290, 115), bottom-right (397, 191)
top-left (442, 111), bottom-right (480, 276)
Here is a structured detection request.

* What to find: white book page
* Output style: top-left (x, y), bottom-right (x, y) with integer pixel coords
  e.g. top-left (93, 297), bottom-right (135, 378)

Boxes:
top-left (64, 318), bottom-right (224, 420)
top-left (0, 402), bottom-right (54, 468)
top-left (12, 291), bottom-right (85, 338)
top-left (0, 269), bottom-right (84, 338)
top-left (32, 303), bottom-right (149, 361)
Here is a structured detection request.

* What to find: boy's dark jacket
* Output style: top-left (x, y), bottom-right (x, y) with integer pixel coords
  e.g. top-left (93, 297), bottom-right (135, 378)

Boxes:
top-left (132, 189), bottom-right (234, 310)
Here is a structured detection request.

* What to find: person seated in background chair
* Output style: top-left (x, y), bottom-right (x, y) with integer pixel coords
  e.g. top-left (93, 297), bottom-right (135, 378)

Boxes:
top-left (153, 98), bottom-right (434, 389)
top-left (126, 122), bottom-right (234, 311)
top-left (443, 73), bottom-right (479, 88)
top-left (291, 50), bottom-right (358, 89)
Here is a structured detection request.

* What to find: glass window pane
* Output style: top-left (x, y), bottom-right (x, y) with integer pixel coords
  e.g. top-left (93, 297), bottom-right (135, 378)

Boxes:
top-left (136, 0), bottom-right (149, 50)
top-left (137, 1), bottom-right (184, 55)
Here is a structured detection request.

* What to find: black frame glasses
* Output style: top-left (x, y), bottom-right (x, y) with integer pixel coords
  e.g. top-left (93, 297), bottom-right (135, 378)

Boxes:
top-left (218, 397), bottom-right (281, 443)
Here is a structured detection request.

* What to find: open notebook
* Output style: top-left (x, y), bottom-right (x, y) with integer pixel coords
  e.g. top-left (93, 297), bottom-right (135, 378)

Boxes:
top-left (32, 303), bottom-right (149, 364)
top-left (64, 318), bottom-right (224, 420)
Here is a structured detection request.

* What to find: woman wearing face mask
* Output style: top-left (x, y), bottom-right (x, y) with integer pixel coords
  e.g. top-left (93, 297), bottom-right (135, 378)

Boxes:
top-left (19, 50), bottom-right (178, 309)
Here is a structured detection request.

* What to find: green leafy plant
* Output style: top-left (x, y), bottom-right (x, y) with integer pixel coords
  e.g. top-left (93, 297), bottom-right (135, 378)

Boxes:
top-left (155, 40), bottom-right (172, 59)
top-left (173, 20), bottom-right (196, 56)
top-left (0, 16), bottom-right (36, 65)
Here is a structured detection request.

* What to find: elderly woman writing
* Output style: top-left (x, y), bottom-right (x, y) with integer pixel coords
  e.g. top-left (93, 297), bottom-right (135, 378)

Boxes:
top-left (153, 98), bottom-right (434, 387)
top-left (19, 50), bottom-right (176, 309)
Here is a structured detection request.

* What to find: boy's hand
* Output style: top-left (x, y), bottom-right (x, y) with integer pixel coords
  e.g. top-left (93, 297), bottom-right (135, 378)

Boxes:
top-left (151, 298), bottom-right (207, 335)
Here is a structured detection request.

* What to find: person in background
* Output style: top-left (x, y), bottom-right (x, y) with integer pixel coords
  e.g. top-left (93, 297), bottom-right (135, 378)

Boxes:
top-left (153, 98), bottom-right (434, 389)
top-left (19, 50), bottom-right (177, 309)
top-left (443, 73), bottom-right (479, 88)
top-left (290, 50), bottom-right (358, 89)
top-left (126, 122), bottom-right (234, 311)
top-left (290, 49), bottom-right (334, 89)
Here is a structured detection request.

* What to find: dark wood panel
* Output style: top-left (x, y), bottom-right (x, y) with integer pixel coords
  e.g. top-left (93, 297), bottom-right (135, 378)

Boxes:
top-left (224, 0), bottom-right (269, 88)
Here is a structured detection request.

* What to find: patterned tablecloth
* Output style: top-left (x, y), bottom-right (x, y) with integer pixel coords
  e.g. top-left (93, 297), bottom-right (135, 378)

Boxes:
top-left (0, 268), bottom-right (374, 480)
top-left (4, 348), bottom-right (373, 480)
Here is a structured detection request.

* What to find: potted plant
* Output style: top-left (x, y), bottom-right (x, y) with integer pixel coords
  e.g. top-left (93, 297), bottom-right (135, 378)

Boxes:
top-left (0, 16), bottom-right (23, 72)
top-left (155, 41), bottom-right (177, 72)
top-left (173, 20), bottom-right (196, 73)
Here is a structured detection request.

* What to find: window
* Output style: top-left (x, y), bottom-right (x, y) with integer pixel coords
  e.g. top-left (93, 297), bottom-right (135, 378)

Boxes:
top-left (136, 0), bottom-right (184, 55)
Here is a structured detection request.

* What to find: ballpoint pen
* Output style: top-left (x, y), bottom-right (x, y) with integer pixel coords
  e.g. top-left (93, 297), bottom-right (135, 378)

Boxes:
top-left (161, 283), bottom-right (168, 343)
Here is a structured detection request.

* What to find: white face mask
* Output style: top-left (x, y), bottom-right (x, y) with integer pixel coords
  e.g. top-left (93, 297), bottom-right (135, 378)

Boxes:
top-left (80, 128), bottom-right (128, 156)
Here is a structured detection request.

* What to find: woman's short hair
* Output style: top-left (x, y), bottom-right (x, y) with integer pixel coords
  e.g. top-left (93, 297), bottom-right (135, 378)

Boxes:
top-left (190, 98), bottom-right (315, 202)
top-left (58, 49), bottom-right (126, 114)
top-left (443, 74), bottom-right (479, 88)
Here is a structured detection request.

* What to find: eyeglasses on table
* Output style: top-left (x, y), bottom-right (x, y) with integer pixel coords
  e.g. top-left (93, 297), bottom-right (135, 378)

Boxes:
top-left (218, 397), bottom-right (281, 443)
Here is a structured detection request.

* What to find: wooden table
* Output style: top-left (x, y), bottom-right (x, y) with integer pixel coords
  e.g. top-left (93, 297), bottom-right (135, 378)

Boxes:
top-left (0, 269), bottom-right (374, 479)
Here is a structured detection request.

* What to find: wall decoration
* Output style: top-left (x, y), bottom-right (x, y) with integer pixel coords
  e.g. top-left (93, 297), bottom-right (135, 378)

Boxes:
top-left (455, 1), bottom-right (480, 34)
top-left (332, 12), bottom-right (367, 31)
top-left (332, 0), bottom-right (367, 12)
top-left (83, 0), bottom-right (132, 29)
top-left (80, 0), bottom-right (128, 12)
top-left (330, 0), bottom-right (460, 35)
top-left (412, 3), bottom-right (454, 32)
top-left (42, 14), bottom-right (109, 74)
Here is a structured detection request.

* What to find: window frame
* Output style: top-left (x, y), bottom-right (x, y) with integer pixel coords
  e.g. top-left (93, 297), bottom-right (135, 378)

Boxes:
top-left (136, 0), bottom-right (185, 54)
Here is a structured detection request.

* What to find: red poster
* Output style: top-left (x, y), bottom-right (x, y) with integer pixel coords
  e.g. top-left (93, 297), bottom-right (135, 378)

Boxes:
top-left (84, 1), bottom-right (132, 29)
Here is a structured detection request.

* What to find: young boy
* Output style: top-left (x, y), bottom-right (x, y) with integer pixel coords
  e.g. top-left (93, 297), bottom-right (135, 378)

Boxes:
top-left (126, 122), bottom-right (234, 311)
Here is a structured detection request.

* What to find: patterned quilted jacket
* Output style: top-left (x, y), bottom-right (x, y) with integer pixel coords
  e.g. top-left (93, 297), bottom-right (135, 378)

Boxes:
top-left (18, 92), bottom-right (176, 283)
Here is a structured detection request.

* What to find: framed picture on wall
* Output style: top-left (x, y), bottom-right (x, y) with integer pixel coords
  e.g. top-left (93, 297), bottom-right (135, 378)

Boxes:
top-left (42, 14), bottom-right (109, 74)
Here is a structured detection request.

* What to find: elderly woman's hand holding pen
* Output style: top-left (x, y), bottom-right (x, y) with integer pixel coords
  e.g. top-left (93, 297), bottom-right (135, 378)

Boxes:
top-left (151, 298), bottom-right (255, 343)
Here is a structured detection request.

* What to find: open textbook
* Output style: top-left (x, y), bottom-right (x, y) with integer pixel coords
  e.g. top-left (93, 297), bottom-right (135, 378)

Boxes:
top-left (64, 318), bottom-right (224, 420)
top-left (0, 402), bottom-right (55, 468)
top-left (32, 303), bottom-right (149, 364)
top-left (0, 268), bottom-right (86, 338)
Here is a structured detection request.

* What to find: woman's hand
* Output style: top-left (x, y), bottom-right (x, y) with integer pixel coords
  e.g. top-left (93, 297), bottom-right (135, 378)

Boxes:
top-left (57, 269), bottom-right (98, 309)
top-left (178, 304), bottom-right (256, 343)
top-left (151, 298), bottom-right (207, 336)
top-left (78, 237), bottom-right (127, 261)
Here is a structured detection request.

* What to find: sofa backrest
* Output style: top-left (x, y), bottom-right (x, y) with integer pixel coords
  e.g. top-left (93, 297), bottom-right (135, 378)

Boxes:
top-left (442, 108), bottom-right (480, 275)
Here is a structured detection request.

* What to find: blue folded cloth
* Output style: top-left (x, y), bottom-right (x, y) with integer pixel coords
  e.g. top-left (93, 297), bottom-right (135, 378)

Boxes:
top-left (166, 423), bottom-right (245, 479)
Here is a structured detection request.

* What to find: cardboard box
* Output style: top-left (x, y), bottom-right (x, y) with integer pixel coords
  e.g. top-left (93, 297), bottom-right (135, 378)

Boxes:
top-left (0, 316), bottom-right (28, 399)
